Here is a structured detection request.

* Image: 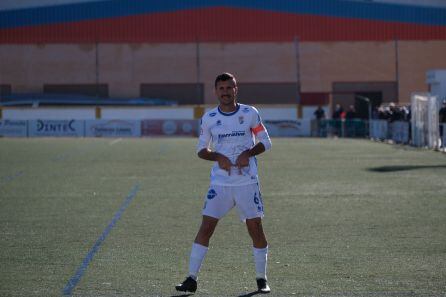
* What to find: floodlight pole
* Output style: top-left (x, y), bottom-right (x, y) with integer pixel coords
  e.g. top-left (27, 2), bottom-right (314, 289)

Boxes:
top-left (196, 38), bottom-right (201, 103)
top-left (95, 40), bottom-right (100, 99)
top-left (294, 36), bottom-right (301, 117)
top-left (394, 37), bottom-right (400, 102)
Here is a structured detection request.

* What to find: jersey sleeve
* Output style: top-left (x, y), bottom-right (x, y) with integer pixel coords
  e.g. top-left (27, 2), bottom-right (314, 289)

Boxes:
top-left (196, 116), bottom-right (212, 153)
top-left (250, 107), bottom-right (272, 151)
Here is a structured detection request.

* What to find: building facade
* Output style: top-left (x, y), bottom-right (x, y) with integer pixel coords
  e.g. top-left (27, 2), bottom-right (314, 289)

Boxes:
top-left (1, 0), bottom-right (446, 113)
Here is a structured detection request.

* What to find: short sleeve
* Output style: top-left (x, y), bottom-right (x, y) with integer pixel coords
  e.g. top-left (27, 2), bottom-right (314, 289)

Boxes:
top-left (196, 116), bottom-right (212, 153)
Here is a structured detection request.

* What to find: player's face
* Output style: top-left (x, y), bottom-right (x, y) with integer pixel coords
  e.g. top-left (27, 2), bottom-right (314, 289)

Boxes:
top-left (215, 79), bottom-right (237, 107)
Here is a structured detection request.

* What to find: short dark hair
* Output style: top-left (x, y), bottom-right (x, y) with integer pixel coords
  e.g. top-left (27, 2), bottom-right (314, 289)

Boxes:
top-left (215, 72), bottom-right (236, 88)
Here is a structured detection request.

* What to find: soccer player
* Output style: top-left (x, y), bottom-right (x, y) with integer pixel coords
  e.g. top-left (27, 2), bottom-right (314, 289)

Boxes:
top-left (175, 73), bottom-right (272, 294)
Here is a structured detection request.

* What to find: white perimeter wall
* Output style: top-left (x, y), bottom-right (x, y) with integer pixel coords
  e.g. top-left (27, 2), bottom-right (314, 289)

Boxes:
top-left (1, 105), bottom-right (330, 120)
top-left (3, 107), bottom-right (96, 119)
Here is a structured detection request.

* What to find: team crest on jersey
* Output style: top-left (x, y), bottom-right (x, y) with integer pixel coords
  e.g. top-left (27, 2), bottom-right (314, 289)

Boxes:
top-left (243, 107), bottom-right (250, 113)
top-left (209, 112), bottom-right (217, 117)
top-left (216, 120), bottom-right (222, 126)
top-left (207, 189), bottom-right (217, 199)
top-left (239, 116), bottom-right (244, 124)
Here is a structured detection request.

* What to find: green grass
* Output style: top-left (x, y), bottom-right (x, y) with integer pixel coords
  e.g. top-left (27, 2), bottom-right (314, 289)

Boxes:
top-left (0, 137), bottom-right (445, 297)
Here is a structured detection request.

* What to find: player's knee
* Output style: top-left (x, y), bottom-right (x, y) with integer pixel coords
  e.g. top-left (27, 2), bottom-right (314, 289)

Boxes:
top-left (246, 218), bottom-right (262, 230)
top-left (246, 219), bottom-right (266, 239)
top-left (198, 222), bottom-right (216, 238)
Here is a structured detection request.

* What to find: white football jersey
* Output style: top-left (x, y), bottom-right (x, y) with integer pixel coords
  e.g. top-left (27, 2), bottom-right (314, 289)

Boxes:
top-left (197, 103), bottom-right (272, 186)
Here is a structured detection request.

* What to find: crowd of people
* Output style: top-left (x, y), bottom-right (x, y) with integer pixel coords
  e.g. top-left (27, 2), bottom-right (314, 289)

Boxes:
top-left (312, 100), bottom-right (446, 144)
top-left (372, 103), bottom-right (411, 122)
top-left (313, 104), bottom-right (362, 121)
top-left (314, 101), bottom-right (446, 124)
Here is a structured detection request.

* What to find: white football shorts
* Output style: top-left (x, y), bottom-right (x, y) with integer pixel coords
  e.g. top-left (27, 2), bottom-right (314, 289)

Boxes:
top-left (202, 183), bottom-right (264, 222)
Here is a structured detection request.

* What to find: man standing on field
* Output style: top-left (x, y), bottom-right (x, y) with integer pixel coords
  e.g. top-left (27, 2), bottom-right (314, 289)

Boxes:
top-left (175, 72), bottom-right (272, 294)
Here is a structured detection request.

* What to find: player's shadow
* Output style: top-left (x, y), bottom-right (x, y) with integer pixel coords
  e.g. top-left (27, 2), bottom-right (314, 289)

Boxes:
top-left (170, 294), bottom-right (194, 297)
top-left (367, 164), bottom-right (446, 172)
top-left (238, 291), bottom-right (262, 297)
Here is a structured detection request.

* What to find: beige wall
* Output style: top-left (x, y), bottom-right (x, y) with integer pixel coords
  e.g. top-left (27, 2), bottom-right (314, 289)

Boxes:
top-left (198, 43), bottom-right (297, 105)
top-left (398, 41), bottom-right (446, 102)
top-left (1, 41), bottom-right (446, 104)
top-left (300, 42), bottom-right (397, 92)
top-left (0, 44), bottom-right (97, 93)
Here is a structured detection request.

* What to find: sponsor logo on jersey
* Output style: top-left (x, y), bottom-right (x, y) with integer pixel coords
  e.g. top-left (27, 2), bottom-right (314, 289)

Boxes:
top-left (216, 120), bottom-right (222, 126)
top-left (239, 116), bottom-right (244, 124)
top-left (207, 189), bottom-right (217, 199)
top-left (217, 130), bottom-right (245, 140)
top-left (209, 112), bottom-right (217, 117)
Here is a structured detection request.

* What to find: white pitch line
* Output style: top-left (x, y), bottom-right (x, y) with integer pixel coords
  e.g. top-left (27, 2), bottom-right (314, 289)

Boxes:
top-left (109, 138), bottom-right (123, 146)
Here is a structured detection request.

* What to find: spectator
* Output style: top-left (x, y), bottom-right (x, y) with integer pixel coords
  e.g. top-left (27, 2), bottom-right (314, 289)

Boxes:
top-left (313, 106), bottom-right (326, 137)
top-left (331, 104), bottom-right (344, 137)
top-left (440, 100), bottom-right (446, 123)
top-left (332, 104), bottom-right (343, 119)
top-left (372, 106), bottom-right (379, 119)
top-left (402, 105), bottom-right (411, 122)
top-left (440, 100), bottom-right (446, 146)
top-left (389, 102), bottom-right (403, 122)
top-left (314, 106), bottom-right (326, 120)
top-left (377, 105), bottom-right (389, 120)
top-left (345, 105), bottom-right (357, 119)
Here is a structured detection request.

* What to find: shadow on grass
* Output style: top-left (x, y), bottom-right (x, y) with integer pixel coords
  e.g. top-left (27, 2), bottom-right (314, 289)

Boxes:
top-left (368, 164), bottom-right (446, 172)
top-left (238, 291), bottom-right (262, 297)
top-left (169, 291), bottom-right (261, 297)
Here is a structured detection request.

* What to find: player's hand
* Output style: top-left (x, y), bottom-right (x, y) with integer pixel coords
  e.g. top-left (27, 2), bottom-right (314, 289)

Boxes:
top-left (216, 153), bottom-right (233, 174)
top-left (235, 150), bottom-right (251, 174)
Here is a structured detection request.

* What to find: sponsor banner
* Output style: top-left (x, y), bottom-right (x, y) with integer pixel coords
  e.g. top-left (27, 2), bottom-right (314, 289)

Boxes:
top-left (141, 120), bottom-right (199, 136)
top-left (85, 120), bottom-right (141, 137)
top-left (28, 119), bottom-right (84, 137)
top-left (0, 120), bottom-right (27, 137)
top-left (264, 120), bottom-right (311, 137)
top-left (390, 121), bottom-right (409, 144)
top-left (370, 120), bottom-right (388, 139)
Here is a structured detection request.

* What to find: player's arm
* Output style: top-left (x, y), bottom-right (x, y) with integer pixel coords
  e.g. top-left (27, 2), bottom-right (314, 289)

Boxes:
top-left (197, 148), bottom-right (232, 173)
top-left (196, 116), bottom-right (232, 173)
top-left (251, 120), bottom-right (272, 153)
top-left (236, 109), bottom-right (272, 168)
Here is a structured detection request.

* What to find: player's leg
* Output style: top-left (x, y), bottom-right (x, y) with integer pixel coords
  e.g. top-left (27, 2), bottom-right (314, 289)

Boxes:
top-left (246, 217), bottom-right (267, 248)
top-left (175, 215), bottom-right (218, 293)
top-left (235, 184), bottom-right (271, 293)
top-left (194, 215), bottom-right (219, 246)
top-left (246, 217), bottom-right (270, 293)
top-left (176, 186), bottom-right (233, 292)
top-left (188, 215), bottom-right (218, 280)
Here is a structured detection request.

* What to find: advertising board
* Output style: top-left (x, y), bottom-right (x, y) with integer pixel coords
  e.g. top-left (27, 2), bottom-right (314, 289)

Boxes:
top-left (0, 120), bottom-right (27, 137)
top-left (141, 120), bottom-right (198, 136)
top-left (28, 119), bottom-right (84, 137)
top-left (85, 120), bottom-right (141, 137)
top-left (264, 120), bottom-right (311, 137)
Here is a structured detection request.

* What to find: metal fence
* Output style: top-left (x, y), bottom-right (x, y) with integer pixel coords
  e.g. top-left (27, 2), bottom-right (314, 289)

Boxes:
top-left (311, 119), bottom-right (445, 150)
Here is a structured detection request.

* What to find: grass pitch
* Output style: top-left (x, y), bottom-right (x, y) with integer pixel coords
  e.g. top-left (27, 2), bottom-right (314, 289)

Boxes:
top-left (0, 137), bottom-right (445, 297)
